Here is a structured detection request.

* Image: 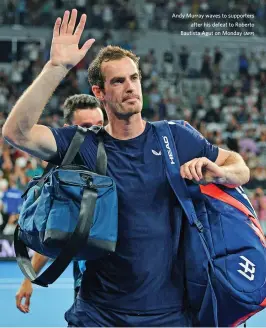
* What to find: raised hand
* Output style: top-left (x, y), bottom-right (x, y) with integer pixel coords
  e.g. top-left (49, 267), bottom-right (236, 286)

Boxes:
top-left (50, 9), bottom-right (95, 69)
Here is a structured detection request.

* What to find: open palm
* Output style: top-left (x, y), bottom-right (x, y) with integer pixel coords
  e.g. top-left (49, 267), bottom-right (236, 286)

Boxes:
top-left (50, 9), bottom-right (95, 68)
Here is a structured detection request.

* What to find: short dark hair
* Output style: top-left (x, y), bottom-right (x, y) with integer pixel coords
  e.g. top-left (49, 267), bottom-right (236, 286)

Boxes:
top-left (88, 45), bottom-right (141, 89)
top-left (63, 94), bottom-right (101, 125)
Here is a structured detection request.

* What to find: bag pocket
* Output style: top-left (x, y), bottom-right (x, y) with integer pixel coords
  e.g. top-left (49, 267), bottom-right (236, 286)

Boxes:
top-left (43, 197), bottom-right (79, 248)
top-left (19, 184), bottom-right (52, 235)
top-left (186, 279), bottom-right (207, 312)
top-left (89, 185), bottom-right (118, 245)
top-left (218, 208), bottom-right (266, 292)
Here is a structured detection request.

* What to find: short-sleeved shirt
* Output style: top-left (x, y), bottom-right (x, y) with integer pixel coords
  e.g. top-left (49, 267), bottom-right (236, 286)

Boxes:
top-left (49, 121), bottom-right (218, 314)
top-left (2, 187), bottom-right (23, 214)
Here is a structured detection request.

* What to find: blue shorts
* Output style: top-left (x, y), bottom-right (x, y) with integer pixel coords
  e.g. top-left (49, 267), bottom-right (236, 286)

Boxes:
top-left (65, 297), bottom-right (192, 327)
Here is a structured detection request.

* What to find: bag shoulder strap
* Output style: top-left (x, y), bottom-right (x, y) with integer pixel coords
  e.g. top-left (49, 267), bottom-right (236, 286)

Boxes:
top-left (152, 120), bottom-right (198, 227)
top-left (61, 126), bottom-right (87, 165)
top-left (89, 126), bottom-right (107, 175)
top-left (152, 120), bottom-right (218, 327)
top-left (74, 125), bottom-right (107, 176)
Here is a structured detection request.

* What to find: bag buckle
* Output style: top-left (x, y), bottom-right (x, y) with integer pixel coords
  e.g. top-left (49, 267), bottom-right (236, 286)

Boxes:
top-left (80, 174), bottom-right (96, 189)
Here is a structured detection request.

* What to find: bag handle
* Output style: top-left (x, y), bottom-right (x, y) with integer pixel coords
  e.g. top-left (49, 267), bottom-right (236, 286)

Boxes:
top-left (39, 125), bottom-right (107, 182)
top-left (152, 120), bottom-right (218, 327)
top-left (14, 125), bottom-right (107, 286)
top-left (62, 125), bottom-right (107, 175)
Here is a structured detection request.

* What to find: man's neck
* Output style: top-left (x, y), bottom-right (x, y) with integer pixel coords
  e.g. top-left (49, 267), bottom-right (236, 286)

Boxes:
top-left (105, 113), bottom-right (146, 140)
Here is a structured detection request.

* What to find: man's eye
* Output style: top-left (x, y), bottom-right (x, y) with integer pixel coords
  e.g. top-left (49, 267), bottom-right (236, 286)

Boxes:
top-left (80, 124), bottom-right (92, 128)
top-left (115, 78), bottom-right (125, 84)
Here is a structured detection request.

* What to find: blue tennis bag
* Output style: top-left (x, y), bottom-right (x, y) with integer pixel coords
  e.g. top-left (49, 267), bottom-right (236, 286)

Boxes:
top-left (14, 126), bottom-right (118, 287)
top-left (153, 121), bottom-right (266, 327)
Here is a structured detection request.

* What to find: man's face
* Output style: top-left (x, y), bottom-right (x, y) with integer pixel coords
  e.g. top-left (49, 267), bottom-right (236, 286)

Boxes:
top-left (70, 108), bottom-right (104, 128)
top-left (100, 57), bottom-right (143, 119)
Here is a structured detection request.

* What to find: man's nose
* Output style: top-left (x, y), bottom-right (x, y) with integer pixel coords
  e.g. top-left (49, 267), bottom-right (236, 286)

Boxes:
top-left (124, 79), bottom-right (135, 92)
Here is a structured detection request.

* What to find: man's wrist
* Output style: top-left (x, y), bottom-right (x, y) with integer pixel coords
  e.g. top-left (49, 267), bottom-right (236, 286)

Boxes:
top-left (43, 61), bottom-right (70, 76)
top-left (212, 176), bottom-right (227, 184)
top-left (212, 167), bottom-right (240, 188)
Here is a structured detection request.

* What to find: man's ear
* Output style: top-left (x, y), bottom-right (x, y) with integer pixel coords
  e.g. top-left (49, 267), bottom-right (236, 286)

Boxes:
top-left (92, 85), bottom-right (104, 101)
top-left (63, 124), bottom-right (69, 127)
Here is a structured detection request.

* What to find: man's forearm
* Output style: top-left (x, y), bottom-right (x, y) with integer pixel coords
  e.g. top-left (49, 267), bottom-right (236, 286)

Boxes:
top-left (2, 61), bottom-right (68, 140)
top-left (31, 252), bottom-right (49, 275)
top-left (215, 152), bottom-right (250, 187)
top-left (22, 252), bottom-right (49, 284)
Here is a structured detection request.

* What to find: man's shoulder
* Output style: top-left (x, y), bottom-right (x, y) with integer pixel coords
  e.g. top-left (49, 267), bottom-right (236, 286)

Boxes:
top-left (49, 125), bottom-right (77, 138)
top-left (150, 119), bottom-right (187, 127)
top-left (167, 120), bottom-right (191, 128)
top-left (168, 120), bottom-right (203, 136)
top-left (150, 119), bottom-right (192, 134)
top-left (50, 125), bottom-right (97, 140)
top-left (150, 120), bottom-right (205, 142)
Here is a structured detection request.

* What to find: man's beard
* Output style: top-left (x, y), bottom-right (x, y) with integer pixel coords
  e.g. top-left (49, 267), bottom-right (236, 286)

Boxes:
top-left (109, 102), bottom-right (142, 120)
top-left (114, 109), bottom-right (140, 120)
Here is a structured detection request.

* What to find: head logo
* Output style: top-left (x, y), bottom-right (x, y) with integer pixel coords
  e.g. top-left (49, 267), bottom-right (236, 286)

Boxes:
top-left (163, 136), bottom-right (175, 165)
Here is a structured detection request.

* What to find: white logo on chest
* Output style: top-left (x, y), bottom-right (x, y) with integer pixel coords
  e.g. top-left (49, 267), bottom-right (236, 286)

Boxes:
top-left (152, 150), bottom-right (162, 156)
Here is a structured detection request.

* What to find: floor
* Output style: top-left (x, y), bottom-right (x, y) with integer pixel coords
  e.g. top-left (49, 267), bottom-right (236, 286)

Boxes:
top-left (1, 261), bottom-right (265, 327)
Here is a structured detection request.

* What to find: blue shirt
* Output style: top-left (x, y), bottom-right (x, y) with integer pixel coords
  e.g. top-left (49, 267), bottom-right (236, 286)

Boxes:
top-left (49, 121), bottom-right (218, 313)
top-left (2, 187), bottom-right (23, 215)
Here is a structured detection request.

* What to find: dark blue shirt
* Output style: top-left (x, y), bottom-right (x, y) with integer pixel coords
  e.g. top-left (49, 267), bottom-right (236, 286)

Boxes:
top-left (49, 121), bottom-right (218, 313)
